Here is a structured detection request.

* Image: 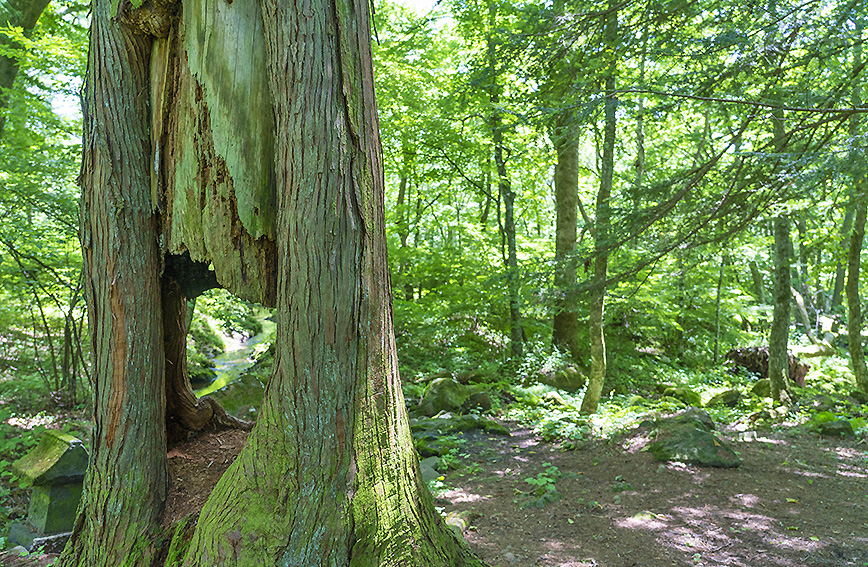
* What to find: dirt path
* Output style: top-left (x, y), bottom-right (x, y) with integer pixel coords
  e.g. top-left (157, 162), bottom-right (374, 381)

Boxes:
top-left (442, 424), bottom-right (868, 567)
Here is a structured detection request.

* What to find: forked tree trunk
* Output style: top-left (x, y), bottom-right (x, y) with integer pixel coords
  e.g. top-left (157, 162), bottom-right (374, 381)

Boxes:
top-left (59, 2), bottom-right (167, 564)
top-left (61, 0), bottom-right (481, 563)
top-left (179, 0), bottom-right (475, 563)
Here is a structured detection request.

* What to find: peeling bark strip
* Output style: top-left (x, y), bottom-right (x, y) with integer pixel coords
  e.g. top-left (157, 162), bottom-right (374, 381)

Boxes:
top-left (157, 1), bottom-right (279, 305)
top-left (59, 0), bottom-right (168, 565)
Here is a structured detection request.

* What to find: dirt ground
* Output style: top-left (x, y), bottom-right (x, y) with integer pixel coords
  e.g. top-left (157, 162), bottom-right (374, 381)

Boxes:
top-left (446, 423), bottom-right (868, 567)
top-left (5, 420), bottom-right (866, 567)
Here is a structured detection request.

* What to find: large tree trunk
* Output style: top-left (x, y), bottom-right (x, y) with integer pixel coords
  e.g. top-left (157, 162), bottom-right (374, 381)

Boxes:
top-left (551, 116), bottom-right (581, 361)
top-left (59, 1), bottom-right (167, 564)
top-left (180, 0), bottom-right (474, 563)
top-left (581, 2), bottom-right (616, 415)
top-left (62, 0), bottom-right (482, 563)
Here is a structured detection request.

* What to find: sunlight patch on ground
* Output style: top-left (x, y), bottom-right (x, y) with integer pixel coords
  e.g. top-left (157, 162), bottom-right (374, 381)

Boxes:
top-left (6, 413), bottom-right (55, 429)
top-left (615, 510), bottom-right (670, 530)
top-left (440, 487), bottom-right (488, 504)
top-left (729, 493), bottom-right (760, 507)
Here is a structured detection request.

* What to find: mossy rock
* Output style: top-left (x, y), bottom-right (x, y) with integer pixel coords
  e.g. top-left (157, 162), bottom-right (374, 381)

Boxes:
top-left (817, 419), bottom-right (855, 437)
top-left (541, 391), bottom-right (570, 408)
top-left (411, 414), bottom-right (510, 456)
top-left (659, 396), bottom-right (687, 408)
top-left (626, 395), bottom-right (649, 407)
top-left (462, 386), bottom-right (493, 413)
top-left (536, 365), bottom-right (585, 393)
top-left (13, 430), bottom-right (88, 487)
top-left (850, 390), bottom-right (868, 404)
top-left (662, 387), bottom-right (701, 407)
top-left (706, 389), bottom-right (741, 408)
top-left (751, 379), bottom-right (771, 398)
top-left (417, 378), bottom-right (469, 416)
top-left (647, 409), bottom-right (740, 468)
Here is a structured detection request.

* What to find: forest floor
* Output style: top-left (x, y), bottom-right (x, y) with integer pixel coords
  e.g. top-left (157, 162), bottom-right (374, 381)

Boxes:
top-left (445, 422), bottom-right (868, 567)
top-left (5, 419), bottom-right (867, 567)
top-left (159, 417), bottom-right (868, 567)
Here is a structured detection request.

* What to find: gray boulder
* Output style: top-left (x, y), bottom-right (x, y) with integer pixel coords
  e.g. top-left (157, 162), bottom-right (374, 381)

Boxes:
top-left (536, 365), bottom-right (585, 392)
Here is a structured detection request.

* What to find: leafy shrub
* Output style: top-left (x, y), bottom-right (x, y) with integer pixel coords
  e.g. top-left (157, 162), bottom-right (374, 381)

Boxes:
top-left (196, 289), bottom-right (263, 338)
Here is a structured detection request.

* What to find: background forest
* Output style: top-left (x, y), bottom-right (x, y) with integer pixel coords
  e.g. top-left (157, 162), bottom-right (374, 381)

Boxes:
top-left (1, 0), bottom-right (868, 560)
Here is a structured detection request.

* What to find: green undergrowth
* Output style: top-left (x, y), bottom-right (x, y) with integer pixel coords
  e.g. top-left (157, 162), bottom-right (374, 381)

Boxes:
top-left (500, 358), bottom-right (868, 449)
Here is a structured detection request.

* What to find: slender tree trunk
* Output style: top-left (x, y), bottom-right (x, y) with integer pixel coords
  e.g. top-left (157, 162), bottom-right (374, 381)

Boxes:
top-left (162, 276), bottom-right (250, 442)
top-left (847, 203), bottom-right (868, 392)
top-left (581, 3), bottom-right (616, 414)
top-left (396, 146), bottom-right (414, 300)
top-left (713, 252), bottom-right (726, 364)
top-left (552, 116), bottom-right (580, 361)
top-left (831, 206), bottom-right (855, 310)
top-left (769, 214), bottom-right (792, 402)
top-left (487, 2), bottom-right (521, 360)
top-left (766, 0), bottom-right (790, 403)
top-left (846, 18), bottom-right (868, 392)
top-left (59, 1), bottom-right (168, 564)
top-left (0, 0), bottom-right (51, 135)
top-left (749, 259), bottom-right (766, 303)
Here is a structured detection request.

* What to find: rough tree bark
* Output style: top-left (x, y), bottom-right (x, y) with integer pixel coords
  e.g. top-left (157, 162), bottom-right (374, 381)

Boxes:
top-left (846, 202), bottom-right (868, 392)
top-left (581, 1), bottom-right (616, 414)
top-left (60, 0), bottom-right (481, 563)
top-left (769, 214), bottom-right (792, 402)
top-left (59, 0), bottom-right (167, 563)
